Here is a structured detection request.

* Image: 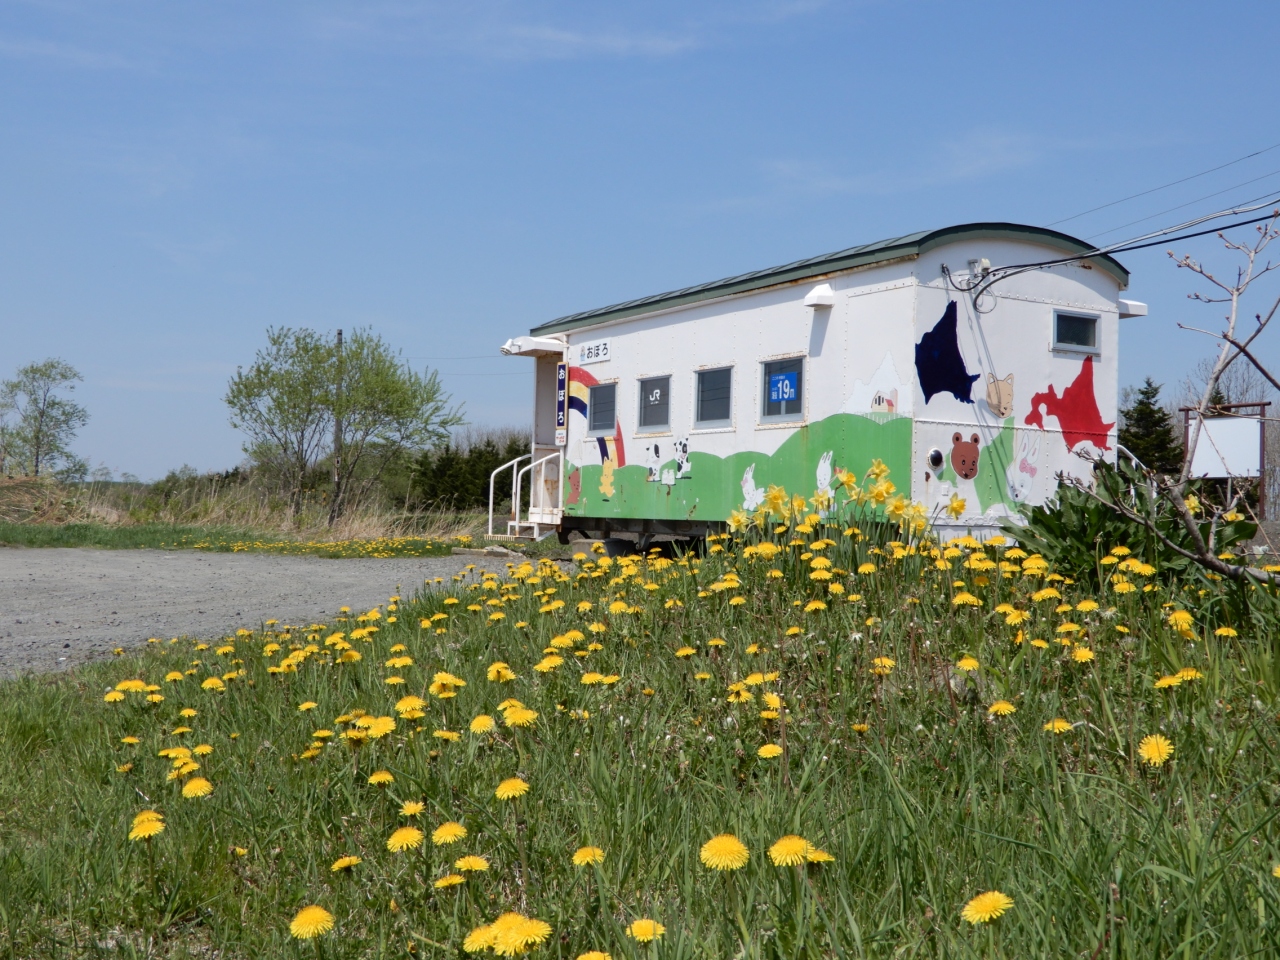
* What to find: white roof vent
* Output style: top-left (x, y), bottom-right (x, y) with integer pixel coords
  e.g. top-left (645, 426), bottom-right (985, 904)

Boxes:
top-left (1118, 299), bottom-right (1147, 318)
top-left (499, 336), bottom-right (565, 357)
top-left (804, 283), bottom-right (835, 307)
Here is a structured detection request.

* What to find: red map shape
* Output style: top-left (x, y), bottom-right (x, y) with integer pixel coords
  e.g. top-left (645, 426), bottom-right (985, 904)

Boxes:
top-left (1024, 356), bottom-right (1114, 452)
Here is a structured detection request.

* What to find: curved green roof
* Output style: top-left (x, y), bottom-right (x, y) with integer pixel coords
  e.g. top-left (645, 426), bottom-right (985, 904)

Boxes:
top-left (531, 222), bottom-right (1129, 336)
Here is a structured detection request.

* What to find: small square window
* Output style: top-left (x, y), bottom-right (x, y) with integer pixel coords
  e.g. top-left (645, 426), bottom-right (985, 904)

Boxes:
top-left (638, 376), bottom-right (670, 430)
top-left (1055, 313), bottom-right (1098, 351)
top-left (588, 383), bottom-right (616, 433)
top-left (696, 368), bottom-right (732, 426)
top-left (762, 358), bottom-right (804, 422)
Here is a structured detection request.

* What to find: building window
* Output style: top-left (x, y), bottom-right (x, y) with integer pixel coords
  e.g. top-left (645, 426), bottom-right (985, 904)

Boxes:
top-left (588, 383), bottom-right (616, 433)
top-left (638, 376), bottom-right (670, 431)
top-left (696, 368), bottom-right (732, 426)
top-left (762, 357), bottom-right (804, 422)
top-left (1054, 313), bottom-right (1098, 352)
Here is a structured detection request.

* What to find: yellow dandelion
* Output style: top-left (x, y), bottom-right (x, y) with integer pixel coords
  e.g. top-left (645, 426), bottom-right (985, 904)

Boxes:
top-left (495, 777), bottom-right (530, 800)
top-left (1043, 718), bottom-right (1072, 734)
top-left (577, 953), bottom-right (612, 960)
top-left (757, 743), bottom-right (783, 758)
top-left (699, 833), bottom-right (749, 871)
top-left (1071, 647), bottom-right (1095, 663)
top-left (502, 706), bottom-right (539, 728)
top-left (769, 835), bottom-right (813, 866)
top-left (434, 874), bottom-right (466, 889)
top-left (182, 777), bottom-right (213, 798)
top-left (956, 656), bottom-right (979, 672)
top-left (573, 845), bottom-right (605, 866)
top-left (401, 801), bottom-right (424, 817)
top-left (387, 826), bottom-right (425, 852)
top-left (988, 700), bottom-right (1016, 717)
top-left (455, 855), bottom-right (490, 872)
top-left (290, 904), bottom-right (334, 939)
top-left (471, 714), bottom-right (497, 734)
top-left (432, 821), bottom-right (467, 845)
top-left (330, 855), bottom-right (361, 872)
top-left (807, 847), bottom-right (835, 863)
top-left (626, 919), bottom-right (665, 942)
top-left (1138, 734), bottom-right (1173, 767)
top-left (128, 815), bottom-right (165, 841)
top-left (298, 701), bottom-right (318, 711)
top-left (961, 890), bottom-right (1013, 925)
top-left (368, 770), bottom-right (394, 786)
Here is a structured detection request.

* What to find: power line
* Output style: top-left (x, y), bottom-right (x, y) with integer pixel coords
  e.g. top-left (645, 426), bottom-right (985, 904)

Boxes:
top-left (1087, 172), bottom-right (1280, 241)
top-left (405, 354), bottom-right (503, 361)
top-left (1047, 140), bottom-right (1280, 227)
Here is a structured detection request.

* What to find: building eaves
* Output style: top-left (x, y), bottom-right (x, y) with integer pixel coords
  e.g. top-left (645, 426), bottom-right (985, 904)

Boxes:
top-left (530, 222), bottom-right (1130, 336)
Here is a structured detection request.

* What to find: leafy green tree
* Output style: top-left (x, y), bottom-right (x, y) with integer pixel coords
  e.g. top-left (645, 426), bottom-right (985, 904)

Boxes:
top-left (0, 359), bottom-right (89, 479)
top-left (225, 328), bottom-right (334, 516)
top-left (225, 327), bottom-right (463, 522)
top-left (1118, 378), bottom-right (1183, 474)
top-left (327, 330), bottom-right (463, 523)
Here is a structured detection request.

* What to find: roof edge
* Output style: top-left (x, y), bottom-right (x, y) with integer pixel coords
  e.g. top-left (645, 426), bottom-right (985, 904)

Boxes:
top-left (531, 222), bottom-right (1129, 336)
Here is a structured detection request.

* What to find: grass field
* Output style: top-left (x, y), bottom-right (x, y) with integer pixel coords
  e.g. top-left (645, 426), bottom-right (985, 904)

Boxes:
top-left (2, 476), bottom-right (1280, 958)
top-left (0, 521), bottom-right (458, 558)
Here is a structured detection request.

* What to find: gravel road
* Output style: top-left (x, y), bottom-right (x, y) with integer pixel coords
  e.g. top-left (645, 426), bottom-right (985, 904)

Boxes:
top-left (0, 547), bottom-right (476, 678)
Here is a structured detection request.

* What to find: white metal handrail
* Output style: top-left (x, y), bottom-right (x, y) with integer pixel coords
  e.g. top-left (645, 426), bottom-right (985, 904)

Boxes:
top-left (513, 452), bottom-right (561, 527)
top-left (487, 454), bottom-right (531, 537)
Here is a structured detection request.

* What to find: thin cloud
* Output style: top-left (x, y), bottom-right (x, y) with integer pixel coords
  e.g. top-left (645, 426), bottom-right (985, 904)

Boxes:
top-left (0, 34), bottom-right (138, 69)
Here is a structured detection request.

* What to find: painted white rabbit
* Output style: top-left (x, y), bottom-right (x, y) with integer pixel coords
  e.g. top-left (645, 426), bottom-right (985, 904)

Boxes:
top-left (815, 450), bottom-right (834, 498)
top-left (741, 463), bottom-right (765, 510)
top-left (1006, 433), bottom-right (1040, 502)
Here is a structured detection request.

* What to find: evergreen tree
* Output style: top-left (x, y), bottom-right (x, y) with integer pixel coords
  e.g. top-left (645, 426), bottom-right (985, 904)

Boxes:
top-left (1118, 378), bottom-right (1183, 474)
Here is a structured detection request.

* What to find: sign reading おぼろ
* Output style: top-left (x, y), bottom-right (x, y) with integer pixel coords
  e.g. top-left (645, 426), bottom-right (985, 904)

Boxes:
top-left (576, 339), bottom-right (612, 365)
top-left (555, 363), bottom-right (568, 446)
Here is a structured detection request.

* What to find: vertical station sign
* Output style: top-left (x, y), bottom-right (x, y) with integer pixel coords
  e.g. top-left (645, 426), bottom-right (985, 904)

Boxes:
top-left (555, 362), bottom-right (568, 446)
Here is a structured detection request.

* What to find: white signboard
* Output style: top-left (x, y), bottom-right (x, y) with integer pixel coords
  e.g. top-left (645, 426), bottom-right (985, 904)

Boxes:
top-left (575, 338), bottom-right (612, 365)
top-left (1188, 416), bottom-right (1262, 478)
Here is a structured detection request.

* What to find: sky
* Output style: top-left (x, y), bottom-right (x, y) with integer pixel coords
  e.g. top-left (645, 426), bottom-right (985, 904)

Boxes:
top-left (2, 0), bottom-right (1279, 480)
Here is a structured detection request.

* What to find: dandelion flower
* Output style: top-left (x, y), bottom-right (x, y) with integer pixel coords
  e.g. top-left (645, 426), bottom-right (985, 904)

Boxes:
top-left (806, 848), bottom-right (835, 863)
top-left (769, 835), bottom-right (813, 866)
top-left (1043, 718), bottom-right (1072, 734)
top-left (573, 845), bottom-right (605, 866)
top-left (757, 744), bottom-right (783, 758)
top-left (290, 905), bottom-right (335, 939)
top-left (495, 777), bottom-right (530, 800)
top-left (331, 855), bottom-right (361, 872)
top-left (455, 855), bottom-right (490, 872)
top-left (182, 777), bottom-right (213, 798)
top-left (700, 833), bottom-right (749, 871)
top-left (1138, 734), bottom-right (1173, 767)
top-left (626, 919), bottom-right (665, 942)
top-left (956, 656), bottom-right (979, 672)
top-left (368, 770), bottom-right (394, 786)
top-left (1071, 647), bottom-right (1095, 664)
top-left (298, 701), bottom-right (318, 711)
top-left (1154, 675), bottom-right (1182, 689)
top-left (432, 821), bottom-right (467, 845)
top-left (988, 700), bottom-right (1016, 717)
top-left (401, 800), bottom-right (424, 817)
top-left (471, 714), bottom-right (497, 734)
top-left (464, 924), bottom-right (494, 953)
top-left (129, 815), bottom-right (165, 841)
top-left (434, 874), bottom-right (466, 889)
top-left (503, 706), bottom-right (539, 728)
top-left (577, 953), bottom-right (612, 960)
top-left (387, 826), bottom-right (425, 852)
top-left (488, 913), bottom-right (552, 956)
top-left (961, 890), bottom-right (1013, 925)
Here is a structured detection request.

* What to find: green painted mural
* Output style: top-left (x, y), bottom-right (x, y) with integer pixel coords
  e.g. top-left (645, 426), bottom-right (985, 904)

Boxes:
top-left (564, 413), bottom-right (913, 522)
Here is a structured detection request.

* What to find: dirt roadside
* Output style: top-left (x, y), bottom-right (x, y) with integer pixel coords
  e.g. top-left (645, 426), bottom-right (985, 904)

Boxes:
top-left (0, 547), bottom-right (477, 678)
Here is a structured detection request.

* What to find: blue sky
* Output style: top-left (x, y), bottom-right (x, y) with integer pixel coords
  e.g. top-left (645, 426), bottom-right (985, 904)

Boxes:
top-left (2, 0), bottom-right (1278, 479)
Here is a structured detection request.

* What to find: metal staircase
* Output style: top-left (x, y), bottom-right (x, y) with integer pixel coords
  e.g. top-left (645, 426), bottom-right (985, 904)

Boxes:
top-left (488, 450), bottom-right (562, 541)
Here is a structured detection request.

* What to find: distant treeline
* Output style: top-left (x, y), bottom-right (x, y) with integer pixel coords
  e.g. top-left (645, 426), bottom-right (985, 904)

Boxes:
top-left (410, 428), bottom-right (530, 512)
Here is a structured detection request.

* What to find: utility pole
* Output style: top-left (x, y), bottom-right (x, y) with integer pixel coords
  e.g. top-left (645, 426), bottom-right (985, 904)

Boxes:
top-left (330, 329), bottom-right (343, 524)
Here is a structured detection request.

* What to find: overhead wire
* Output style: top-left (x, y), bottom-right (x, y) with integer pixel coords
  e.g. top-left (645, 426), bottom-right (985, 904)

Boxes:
top-left (1086, 171), bottom-right (1280, 240)
top-left (1047, 140), bottom-right (1280, 227)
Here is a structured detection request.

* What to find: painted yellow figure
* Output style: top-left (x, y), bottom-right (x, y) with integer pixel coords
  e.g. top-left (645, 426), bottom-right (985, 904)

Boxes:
top-left (599, 459), bottom-right (615, 498)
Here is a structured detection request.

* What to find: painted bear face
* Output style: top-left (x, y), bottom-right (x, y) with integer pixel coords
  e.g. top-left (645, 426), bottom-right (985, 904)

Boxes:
top-left (950, 432), bottom-right (981, 480)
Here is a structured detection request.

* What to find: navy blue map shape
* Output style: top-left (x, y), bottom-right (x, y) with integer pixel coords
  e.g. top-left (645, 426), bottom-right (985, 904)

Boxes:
top-left (915, 301), bottom-right (978, 404)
